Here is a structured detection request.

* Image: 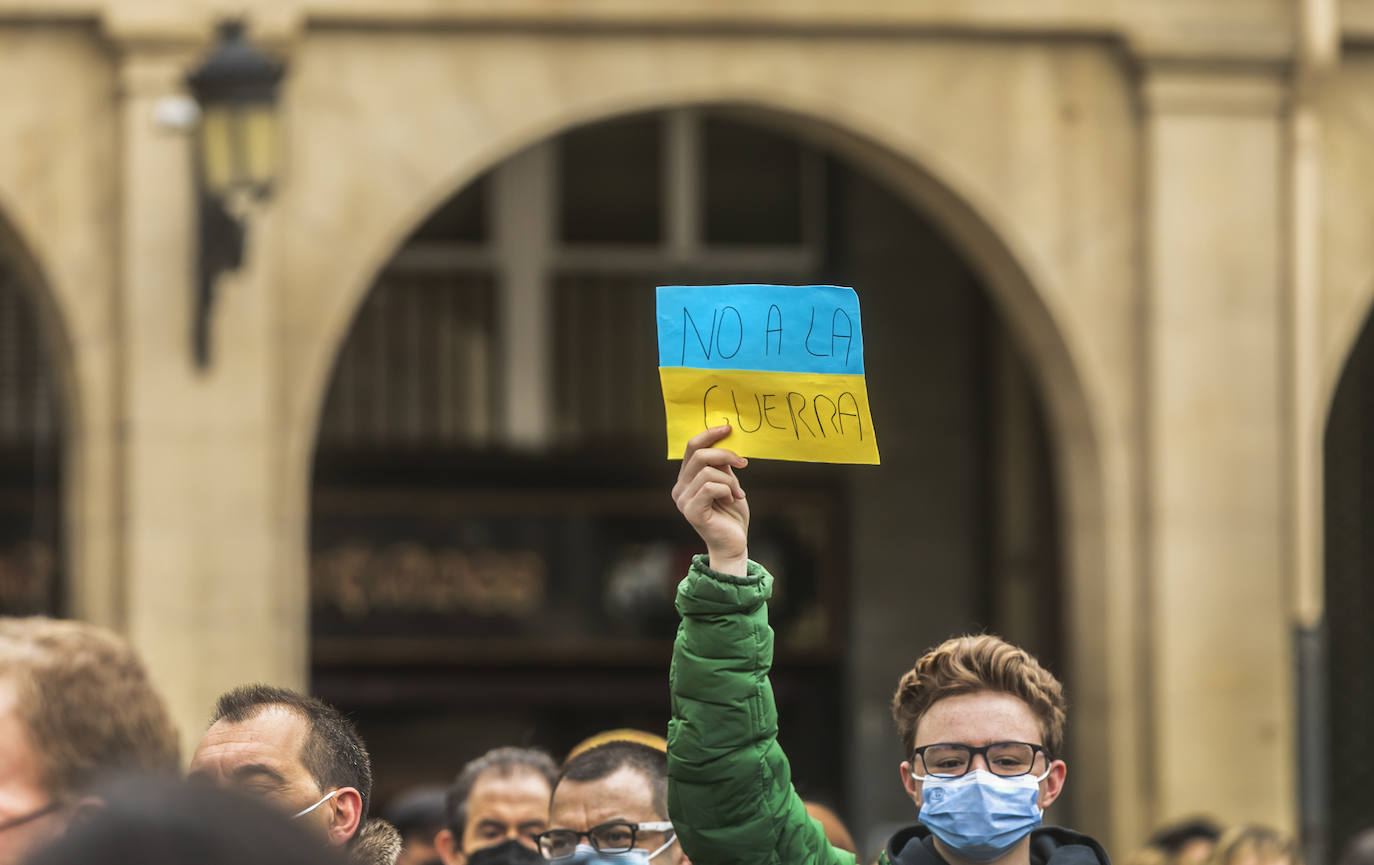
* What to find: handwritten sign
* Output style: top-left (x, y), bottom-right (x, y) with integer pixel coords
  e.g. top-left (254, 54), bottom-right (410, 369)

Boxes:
top-left (657, 284), bottom-right (880, 464)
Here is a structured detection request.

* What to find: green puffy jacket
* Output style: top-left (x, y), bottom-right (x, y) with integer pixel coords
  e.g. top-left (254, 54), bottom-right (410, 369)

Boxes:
top-left (667, 555), bottom-right (855, 865)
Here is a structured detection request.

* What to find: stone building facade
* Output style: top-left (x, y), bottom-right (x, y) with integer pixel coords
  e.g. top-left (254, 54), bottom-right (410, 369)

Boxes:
top-left (2, 0), bottom-right (1373, 858)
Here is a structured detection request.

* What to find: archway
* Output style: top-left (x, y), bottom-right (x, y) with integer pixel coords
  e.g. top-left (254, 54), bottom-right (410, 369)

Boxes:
top-left (1321, 302), bottom-right (1374, 858)
top-left (305, 106), bottom-right (1076, 846)
top-left (0, 215), bottom-right (64, 616)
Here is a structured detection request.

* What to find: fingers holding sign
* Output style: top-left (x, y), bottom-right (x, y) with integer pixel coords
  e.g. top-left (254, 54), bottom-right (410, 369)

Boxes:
top-left (673, 425), bottom-right (750, 577)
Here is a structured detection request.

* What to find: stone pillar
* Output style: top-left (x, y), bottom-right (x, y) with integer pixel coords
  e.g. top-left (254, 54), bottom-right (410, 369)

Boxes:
top-left (1141, 66), bottom-right (1295, 830)
top-left (114, 36), bottom-right (299, 760)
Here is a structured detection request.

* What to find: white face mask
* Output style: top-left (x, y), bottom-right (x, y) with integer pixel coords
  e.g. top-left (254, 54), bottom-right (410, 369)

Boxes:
top-left (291, 790), bottom-right (337, 820)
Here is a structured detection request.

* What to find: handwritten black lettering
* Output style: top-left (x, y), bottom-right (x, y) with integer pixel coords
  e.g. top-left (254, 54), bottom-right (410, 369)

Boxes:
top-left (805, 308), bottom-right (828, 357)
top-left (717, 306), bottom-right (744, 359)
top-left (813, 394), bottom-right (838, 436)
top-left (761, 393), bottom-right (787, 430)
top-left (702, 385), bottom-right (726, 429)
top-left (683, 308), bottom-right (717, 365)
top-left (786, 392), bottom-right (816, 439)
top-left (832, 308), bottom-right (854, 366)
top-left (836, 392), bottom-right (864, 440)
top-left (765, 305), bottom-right (783, 355)
top-left (732, 390), bottom-right (764, 433)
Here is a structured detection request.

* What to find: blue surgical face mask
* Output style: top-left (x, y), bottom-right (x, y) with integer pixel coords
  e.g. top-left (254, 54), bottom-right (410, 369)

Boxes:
top-left (912, 768), bottom-right (1050, 862)
top-left (556, 838), bottom-right (677, 864)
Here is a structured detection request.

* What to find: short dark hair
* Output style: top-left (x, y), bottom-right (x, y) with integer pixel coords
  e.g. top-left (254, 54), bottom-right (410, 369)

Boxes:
top-left (211, 685), bottom-right (373, 823)
top-left (444, 747), bottom-right (558, 835)
top-left (554, 742), bottom-right (667, 820)
top-left (1147, 817), bottom-right (1223, 855)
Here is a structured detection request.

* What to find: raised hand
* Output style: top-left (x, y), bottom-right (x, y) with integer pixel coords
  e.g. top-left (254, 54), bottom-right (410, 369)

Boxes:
top-left (672, 425), bottom-right (750, 577)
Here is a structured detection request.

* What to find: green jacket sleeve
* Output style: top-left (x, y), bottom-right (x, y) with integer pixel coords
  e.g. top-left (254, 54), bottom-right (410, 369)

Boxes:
top-left (667, 554), bottom-right (854, 865)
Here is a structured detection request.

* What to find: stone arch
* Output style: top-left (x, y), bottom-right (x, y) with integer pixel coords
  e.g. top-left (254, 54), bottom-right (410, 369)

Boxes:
top-left (289, 90), bottom-right (1109, 518)
top-left (278, 62), bottom-right (1133, 844)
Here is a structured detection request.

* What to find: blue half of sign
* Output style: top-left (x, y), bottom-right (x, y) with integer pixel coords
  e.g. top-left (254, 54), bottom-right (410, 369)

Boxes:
top-left (655, 284), bottom-right (866, 375)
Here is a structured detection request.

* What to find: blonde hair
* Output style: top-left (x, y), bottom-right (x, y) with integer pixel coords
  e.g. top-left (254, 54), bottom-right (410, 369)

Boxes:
top-left (0, 617), bottom-right (180, 798)
top-left (891, 634), bottom-right (1066, 758)
top-left (1210, 826), bottom-right (1300, 865)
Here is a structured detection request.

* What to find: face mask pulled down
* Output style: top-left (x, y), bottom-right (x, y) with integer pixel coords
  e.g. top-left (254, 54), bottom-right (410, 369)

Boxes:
top-left (555, 838), bottom-right (676, 865)
top-left (913, 768), bottom-right (1049, 862)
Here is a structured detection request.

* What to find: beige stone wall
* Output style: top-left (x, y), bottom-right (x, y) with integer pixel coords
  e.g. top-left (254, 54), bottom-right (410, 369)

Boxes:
top-left (0, 24), bottom-right (122, 656)
top-left (4, 0), bottom-right (1373, 854)
top-left (1320, 48), bottom-right (1374, 407)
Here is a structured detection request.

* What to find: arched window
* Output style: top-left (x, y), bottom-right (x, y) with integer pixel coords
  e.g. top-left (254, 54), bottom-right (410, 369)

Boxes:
top-left (1323, 308), bottom-right (1374, 857)
top-left (309, 108), bottom-right (1065, 828)
top-left (0, 224), bottom-right (62, 616)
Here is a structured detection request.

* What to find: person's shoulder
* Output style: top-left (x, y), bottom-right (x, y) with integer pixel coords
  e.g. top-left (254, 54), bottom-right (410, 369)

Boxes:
top-left (350, 819), bottom-right (402, 865)
top-left (1030, 826), bottom-right (1111, 865)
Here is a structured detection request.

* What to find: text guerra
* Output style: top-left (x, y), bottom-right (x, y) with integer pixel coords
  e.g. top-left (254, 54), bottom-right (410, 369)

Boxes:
top-left (702, 386), bottom-right (867, 441)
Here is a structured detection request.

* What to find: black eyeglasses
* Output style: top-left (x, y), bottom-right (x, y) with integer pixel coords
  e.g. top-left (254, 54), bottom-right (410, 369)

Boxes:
top-left (911, 742), bottom-right (1049, 778)
top-left (534, 821), bottom-right (675, 860)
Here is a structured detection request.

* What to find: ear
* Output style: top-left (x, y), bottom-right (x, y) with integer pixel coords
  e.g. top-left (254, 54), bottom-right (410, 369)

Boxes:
top-left (1037, 760), bottom-right (1068, 810)
top-left (326, 787), bottom-right (364, 846)
top-left (898, 761), bottom-right (922, 808)
top-left (67, 795), bottom-right (106, 827)
top-left (435, 828), bottom-right (467, 865)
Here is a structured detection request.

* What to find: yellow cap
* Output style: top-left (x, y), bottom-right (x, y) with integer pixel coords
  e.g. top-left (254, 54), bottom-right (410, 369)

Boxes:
top-left (566, 729), bottom-right (669, 762)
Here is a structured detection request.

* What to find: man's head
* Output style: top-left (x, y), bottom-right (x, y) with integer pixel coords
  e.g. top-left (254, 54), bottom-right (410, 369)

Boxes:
top-left (1339, 829), bottom-right (1374, 865)
top-left (893, 635), bottom-right (1069, 863)
top-left (189, 685), bottom-right (371, 848)
top-left (544, 742), bottom-right (684, 864)
top-left (434, 747), bottom-right (557, 865)
top-left (385, 786), bottom-right (447, 865)
top-left (1211, 826), bottom-right (1300, 865)
top-left (0, 617), bottom-right (179, 865)
top-left (1148, 817), bottom-right (1223, 865)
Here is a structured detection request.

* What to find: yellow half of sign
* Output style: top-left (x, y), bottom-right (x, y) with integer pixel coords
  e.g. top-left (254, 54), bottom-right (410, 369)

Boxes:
top-left (660, 367), bottom-right (880, 464)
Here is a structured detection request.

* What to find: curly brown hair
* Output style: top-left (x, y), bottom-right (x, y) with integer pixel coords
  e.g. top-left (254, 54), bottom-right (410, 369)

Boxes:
top-left (891, 634), bottom-right (1066, 759)
top-left (0, 617), bottom-right (180, 799)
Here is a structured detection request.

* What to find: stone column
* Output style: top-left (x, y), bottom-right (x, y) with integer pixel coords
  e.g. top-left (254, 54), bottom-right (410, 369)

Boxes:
top-left (1141, 65), bottom-right (1295, 830)
top-left (114, 33), bottom-right (299, 760)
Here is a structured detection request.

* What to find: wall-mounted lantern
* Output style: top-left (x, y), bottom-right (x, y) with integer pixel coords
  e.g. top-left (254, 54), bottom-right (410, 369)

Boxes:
top-left (186, 21), bottom-right (285, 368)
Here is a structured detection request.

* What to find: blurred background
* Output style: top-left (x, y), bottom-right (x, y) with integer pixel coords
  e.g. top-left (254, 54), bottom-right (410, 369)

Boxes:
top-left (1, 0), bottom-right (1373, 861)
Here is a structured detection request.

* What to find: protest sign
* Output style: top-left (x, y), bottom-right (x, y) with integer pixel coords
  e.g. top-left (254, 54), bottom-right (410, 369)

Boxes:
top-left (656, 284), bottom-right (880, 464)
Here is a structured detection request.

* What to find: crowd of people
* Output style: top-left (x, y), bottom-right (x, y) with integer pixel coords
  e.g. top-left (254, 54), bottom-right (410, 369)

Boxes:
top-left (0, 425), bottom-right (1365, 865)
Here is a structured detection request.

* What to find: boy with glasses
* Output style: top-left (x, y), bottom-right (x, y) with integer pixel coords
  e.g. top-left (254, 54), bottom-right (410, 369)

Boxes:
top-left (666, 426), bottom-right (1111, 865)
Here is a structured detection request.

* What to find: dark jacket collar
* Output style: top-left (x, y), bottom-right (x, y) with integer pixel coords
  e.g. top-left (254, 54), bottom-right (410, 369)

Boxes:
top-left (882, 824), bottom-right (1111, 865)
